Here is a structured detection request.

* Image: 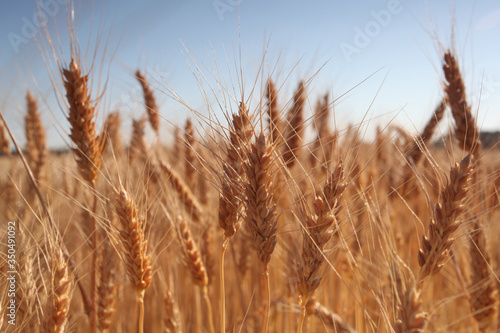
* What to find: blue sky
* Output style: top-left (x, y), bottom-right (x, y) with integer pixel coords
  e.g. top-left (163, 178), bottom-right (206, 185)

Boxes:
top-left (1, 0), bottom-right (500, 148)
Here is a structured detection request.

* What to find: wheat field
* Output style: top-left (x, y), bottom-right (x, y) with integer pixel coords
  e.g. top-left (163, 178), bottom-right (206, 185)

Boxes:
top-left (0, 5), bottom-right (500, 333)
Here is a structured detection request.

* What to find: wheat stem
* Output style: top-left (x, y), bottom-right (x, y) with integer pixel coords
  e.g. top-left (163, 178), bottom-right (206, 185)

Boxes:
top-left (262, 266), bottom-right (270, 333)
top-left (297, 297), bottom-right (307, 333)
top-left (203, 286), bottom-right (215, 333)
top-left (138, 292), bottom-right (145, 333)
top-left (89, 182), bottom-right (98, 333)
top-left (220, 237), bottom-right (229, 333)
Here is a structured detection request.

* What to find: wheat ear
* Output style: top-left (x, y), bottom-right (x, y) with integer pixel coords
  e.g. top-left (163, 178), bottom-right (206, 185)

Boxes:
top-left (15, 229), bottom-right (38, 327)
top-left (177, 217), bottom-right (215, 333)
top-left (136, 70), bottom-right (160, 135)
top-left (296, 162), bottom-right (347, 333)
top-left (417, 155), bottom-right (473, 286)
top-left (172, 126), bottom-right (183, 167)
top-left (113, 188), bottom-right (153, 333)
top-left (219, 101), bottom-right (252, 238)
top-left (443, 50), bottom-right (481, 157)
top-left (46, 247), bottom-right (72, 333)
top-left (245, 132), bottom-right (278, 333)
top-left (97, 236), bottom-right (118, 332)
top-left (246, 133), bottom-right (279, 266)
top-left (129, 116), bottom-right (162, 189)
top-left (218, 101), bottom-right (252, 332)
top-left (0, 112), bottom-right (10, 155)
top-left (159, 160), bottom-right (202, 222)
top-left (25, 91), bottom-right (47, 181)
top-left (129, 116), bottom-right (148, 163)
top-left (393, 266), bottom-right (428, 333)
top-left (164, 289), bottom-right (181, 333)
top-left (283, 81), bottom-right (306, 168)
top-left (62, 57), bottom-right (104, 183)
top-left (468, 220), bottom-right (497, 332)
top-left (184, 118), bottom-right (197, 189)
top-left (266, 79), bottom-right (283, 146)
top-left (103, 111), bottom-right (123, 158)
top-left (310, 93), bottom-right (331, 167)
